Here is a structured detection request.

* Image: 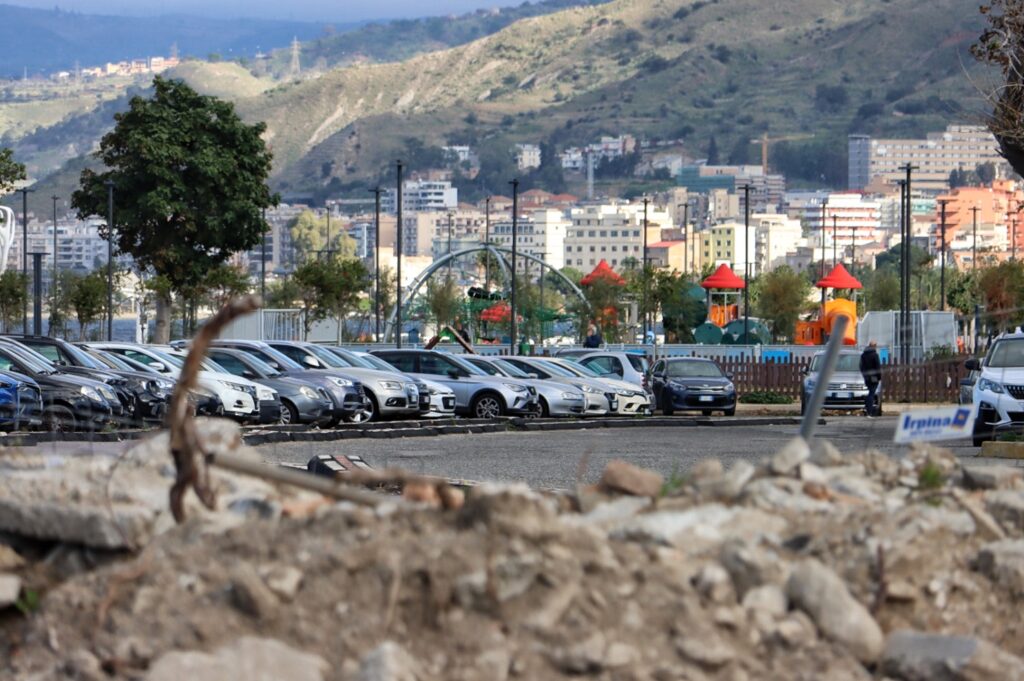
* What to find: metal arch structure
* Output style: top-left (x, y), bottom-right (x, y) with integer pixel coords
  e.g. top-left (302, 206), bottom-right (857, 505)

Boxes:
top-left (0, 206), bottom-right (13, 276)
top-left (384, 243), bottom-right (589, 340)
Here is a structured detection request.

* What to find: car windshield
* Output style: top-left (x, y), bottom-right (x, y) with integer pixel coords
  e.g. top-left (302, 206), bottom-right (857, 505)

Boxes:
top-left (469, 359), bottom-right (502, 376)
top-left (809, 354), bottom-right (861, 373)
top-left (626, 354), bottom-right (650, 373)
top-left (447, 355), bottom-right (488, 376)
top-left (87, 349), bottom-right (131, 371)
top-left (328, 347), bottom-right (375, 369)
top-left (0, 346), bottom-right (53, 374)
top-left (988, 339), bottom-right (1024, 368)
top-left (666, 361), bottom-right (723, 378)
top-left (241, 354), bottom-right (280, 376)
top-left (248, 345), bottom-right (304, 371)
top-left (150, 349), bottom-right (184, 368)
top-left (359, 353), bottom-right (402, 373)
top-left (563, 359), bottom-right (604, 378)
top-left (535, 360), bottom-right (575, 377)
top-left (306, 344), bottom-right (349, 368)
top-left (200, 358), bottom-right (230, 374)
top-left (492, 359), bottom-right (530, 378)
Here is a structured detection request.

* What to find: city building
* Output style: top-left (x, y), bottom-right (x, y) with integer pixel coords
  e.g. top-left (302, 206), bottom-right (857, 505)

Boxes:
top-left (562, 203), bottom-right (671, 271)
top-left (847, 125), bottom-right (1010, 193)
top-left (515, 144), bottom-right (542, 171)
top-left (752, 213), bottom-right (805, 274)
top-left (560, 135), bottom-right (637, 171)
top-left (934, 180), bottom-right (1023, 257)
top-left (442, 145), bottom-right (473, 164)
top-left (696, 223), bottom-right (750, 278)
top-left (647, 241), bottom-right (687, 271)
top-left (802, 193), bottom-right (883, 265)
top-left (490, 209), bottom-right (570, 273)
top-left (383, 180), bottom-right (458, 213)
top-left (677, 164), bottom-right (786, 212)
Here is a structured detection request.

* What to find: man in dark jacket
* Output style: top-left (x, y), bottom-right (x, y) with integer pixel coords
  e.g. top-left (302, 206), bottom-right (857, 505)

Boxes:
top-left (859, 341), bottom-right (882, 417)
top-left (583, 322), bottom-right (602, 349)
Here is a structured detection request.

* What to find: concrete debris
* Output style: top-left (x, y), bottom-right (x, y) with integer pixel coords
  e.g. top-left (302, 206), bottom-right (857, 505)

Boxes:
top-left (4, 424), bottom-right (1024, 679)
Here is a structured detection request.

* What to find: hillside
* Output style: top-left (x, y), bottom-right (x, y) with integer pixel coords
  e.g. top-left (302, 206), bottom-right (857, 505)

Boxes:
top-left (0, 4), bottom-right (331, 78)
top-left (243, 0), bottom-right (990, 196)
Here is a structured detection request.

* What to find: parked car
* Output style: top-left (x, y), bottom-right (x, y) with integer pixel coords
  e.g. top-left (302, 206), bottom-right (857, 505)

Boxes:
top-left (0, 370), bottom-right (42, 431)
top-left (462, 355), bottom-right (585, 417)
top-left (353, 351), bottom-right (455, 418)
top-left (211, 340), bottom-right (367, 424)
top-left (86, 343), bottom-right (264, 423)
top-left (500, 356), bottom-right (615, 416)
top-left (801, 350), bottom-right (880, 416)
top-left (10, 335), bottom-right (174, 425)
top-left (548, 357), bottom-right (652, 415)
top-left (649, 357), bottom-right (737, 416)
top-left (372, 349), bottom-right (540, 418)
top-left (0, 343), bottom-right (117, 431)
top-left (206, 347), bottom-right (334, 425)
top-left (161, 348), bottom-right (282, 424)
top-left (577, 351), bottom-right (651, 392)
top-left (967, 329), bottom-right (1024, 446)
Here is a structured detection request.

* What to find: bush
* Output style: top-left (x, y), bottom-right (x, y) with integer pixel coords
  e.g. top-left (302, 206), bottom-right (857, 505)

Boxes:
top-left (740, 391), bottom-right (794, 404)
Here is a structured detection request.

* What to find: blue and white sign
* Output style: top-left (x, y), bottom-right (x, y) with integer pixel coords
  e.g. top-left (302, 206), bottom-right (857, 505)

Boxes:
top-left (894, 406), bottom-right (975, 444)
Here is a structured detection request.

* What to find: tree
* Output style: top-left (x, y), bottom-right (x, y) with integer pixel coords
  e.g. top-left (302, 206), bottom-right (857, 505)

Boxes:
top-left (264, 278), bottom-right (302, 309)
top-left (292, 258), bottom-right (369, 340)
top-left (423, 274), bottom-right (463, 333)
top-left (70, 77), bottom-right (278, 343)
top-left (48, 270), bottom-right (77, 338)
top-left (865, 270), bottom-right (901, 311)
top-left (68, 269), bottom-right (108, 340)
top-left (978, 261), bottom-right (1024, 331)
top-left (0, 148), bottom-right (26, 194)
top-left (0, 271), bottom-right (26, 332)
top-left (756, 266), bottom-right (811, 341)
top-left (289, 209), bottom-right (358, 264)
top-left (198, 263), bottom-right (251, 311)
top-left (706, 135), bottom-right (720, 165)
top-left (977, 161), bottom-right (998, 185)
top-left (973, 2), bottom-right (1024, 174)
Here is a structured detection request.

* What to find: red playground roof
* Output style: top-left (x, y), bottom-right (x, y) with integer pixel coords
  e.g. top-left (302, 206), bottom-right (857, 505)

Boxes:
top-left (816, 263), bottom-right (863, 290)
top-left (701, 264), bottom-right (746, 290)
top-left (580, 259), bottom-right (626, 286)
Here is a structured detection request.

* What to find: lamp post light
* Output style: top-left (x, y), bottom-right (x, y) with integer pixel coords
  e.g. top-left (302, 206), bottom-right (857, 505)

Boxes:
top-left (642, 196), bottom-right (650, 341)
top-left (742, 184), bottom-right (751, 341)
top-left (832, 214), bottom-right (838, 267)
top-left (938, 199), bottom-right (951, 311)
top-left (971, 205), bottom-right (981, 272)
top-left (105, 180), bottom-right (114, 341)
top-left (819, 196), bottom-right (828, 310)
top-left (51, 194), bottom-right (59, 335)
top-left (395, 160), bottom-right (404, 348)
top-left (898, 163), bottom-right (918, 366)
top-left (447, 211), bottom-right (454, 278)
top-left (510, 179), bottom-right (519, 354)
top-left (370, 187), bottom-right (382, 342)
top-left (259, 207), bottom-right (267, 341)
top-left (17, 187), bottom-right (33, 332)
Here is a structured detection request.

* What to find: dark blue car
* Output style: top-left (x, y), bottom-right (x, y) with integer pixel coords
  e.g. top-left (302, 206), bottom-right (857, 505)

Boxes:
top-left (649, 357), bottom-right (737, 417)
top-left (0, 370), bottom-right (43, 431)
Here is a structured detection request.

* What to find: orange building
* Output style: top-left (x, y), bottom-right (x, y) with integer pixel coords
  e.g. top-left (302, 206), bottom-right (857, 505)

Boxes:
top-left (934, 181), bottom-right (1024, 254)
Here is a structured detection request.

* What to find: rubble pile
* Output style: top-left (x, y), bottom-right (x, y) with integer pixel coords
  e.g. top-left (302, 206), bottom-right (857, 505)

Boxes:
top-left (2, 422), bottom-right (1024, 679)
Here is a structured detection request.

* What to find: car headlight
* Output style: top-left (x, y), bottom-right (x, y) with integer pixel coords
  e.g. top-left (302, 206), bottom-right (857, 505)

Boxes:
top-left (725, 383), bottom-right (736, 393)
top-left (98, 385), bottom-right (118, 402)
top-left (580, 384), bottom-right (602, 394)
top-left (299, 385), bottom-right (318, 400)
top-left (380, 380), bottom-right (403, 391)
top-left (979, 377), bottom-right (1006, 394)
top-left (79, 386), bottom-right (103, 402)
top-left (220, 381), bottom-right (248, 393)
top-left (257, 387), bottom-right (276, 401)
top-left (427, 386), bottom-right (441, 395)
top-left (562, 391), bottom-right (583, 400)
top-left (502, 382), bottom-right (528, 393)
top-left (147, 380), bottom-right (173, 398)
top-left (328, 377), bottom-right (354, 388)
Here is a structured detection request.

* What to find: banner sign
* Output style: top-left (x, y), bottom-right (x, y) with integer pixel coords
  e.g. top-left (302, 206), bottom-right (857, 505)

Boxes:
top-left (893, 406), bottom-right (975, 444)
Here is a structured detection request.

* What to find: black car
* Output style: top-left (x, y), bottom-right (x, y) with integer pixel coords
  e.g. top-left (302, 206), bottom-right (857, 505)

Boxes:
top-left (206, 348), bottom-right (334, 425)
top-left (649, 357), bottom-right (737, 417)
top-left (0, 343), bottom-right (117, 431)
top-left (8, 335), bottom-right (174, 425)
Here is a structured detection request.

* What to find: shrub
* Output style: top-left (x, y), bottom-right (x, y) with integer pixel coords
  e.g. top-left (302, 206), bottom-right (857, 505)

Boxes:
top-left (740, 391), bottom-right (794, 404)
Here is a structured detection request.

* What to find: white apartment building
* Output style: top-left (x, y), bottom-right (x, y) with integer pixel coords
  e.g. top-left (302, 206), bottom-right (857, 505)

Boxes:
top-left (563, 203), bottom-right (670, 271)
top-left (442, 146), bottom-right (473, 164)
top-left (428, 210), bottom-right (488, 262)
top-left (803, 193), bottom-right (883, 263)
top-left (383, 180), bottom-right (458, 213)
top-left (490, 209), bottom-right (569, 273)
top-left (6, 217), bottom-right (114, 276)
top-left (848, 125), bottom-right (1010, 192)
top-left (515, 144), bottom-right (542, 171)
top-left (560, 135), bottom-right (637, 171)
top-left (752, 213), bottom-right (805, 274)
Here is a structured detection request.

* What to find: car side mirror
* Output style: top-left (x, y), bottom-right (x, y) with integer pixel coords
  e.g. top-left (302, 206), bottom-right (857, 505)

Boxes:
top-left (53, 359), bottom-right (67, 366)
top-left (726, 372), bottom-right (734, 380)
top-left (960, 378), bottom-right (974, 387)
top-left (528, 373), bottom-right (538, 379)
top-left (242, 369), bottom-right (257, 379)
top-left (965, 358), bottom-right (981, 371)
top-left (800, 366), bottom-right (809, 375)
top-left (303, 356), bottom-right (319, 368)
top-left (150, 362), bottom-right (166, 372)
top-left (447, 369), bottom-right (460, 379)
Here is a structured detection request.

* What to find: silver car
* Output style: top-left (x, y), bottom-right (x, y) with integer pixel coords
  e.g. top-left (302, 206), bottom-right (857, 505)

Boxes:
top-left (462, 355), bottom-right (585, 417)
top-left (502, 356), bottom-right (617, 416)
top-left (801, 350), bottom-right (880, 415)
top-left (353, 351), bottom-right (457, 418)
top-left (266, 341), bottom-right (420, 422)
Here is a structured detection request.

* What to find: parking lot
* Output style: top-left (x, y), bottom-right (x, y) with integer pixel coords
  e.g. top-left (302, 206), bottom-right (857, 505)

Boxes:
top-left (256, 415), bottom-right (983, 490)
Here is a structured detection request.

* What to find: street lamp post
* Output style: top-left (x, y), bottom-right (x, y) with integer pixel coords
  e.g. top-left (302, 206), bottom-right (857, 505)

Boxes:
top-left (51, 194), bottom-right (59, 335)
top-left (447, 211), bottom-right (453, 278)
top-left (898, 163), bottom-right (918, 366)
top-left (538, 251), bottom-right (546, 346)
top-left (642, 196), bottom-right (649, 341)
top-left (896, 179), bottom-right (907, 361)
top-left (819, 196), bottom-right (828, 310)
top-left (395, 161), bottom-right (404, 347)
top-left (259, 207), bottom-right (267, 340)
top-left (370, 187), bottom-right (382, 342)
top-left (1013, 213), bottom-right (1018, 262)
top-left (510, 179), bottom-right (519, 354)
top-left (938, 199), bottom-right (950, 311)
top-left (971, 205), bottom-right (981, 271)
top-left (105, 180), bottom-right (114, 341)
top-left (681, 201), bottom-right (690, 274)
top-left (743, 184), bottom-right (751, 340)
top-left (18, 187), bottom-right (33, 332)
top-left (832, 214), bottom-right (838, 266)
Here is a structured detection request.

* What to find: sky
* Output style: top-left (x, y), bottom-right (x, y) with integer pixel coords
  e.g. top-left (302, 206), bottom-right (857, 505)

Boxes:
top-left (4, 0), bottom-right (506, 22)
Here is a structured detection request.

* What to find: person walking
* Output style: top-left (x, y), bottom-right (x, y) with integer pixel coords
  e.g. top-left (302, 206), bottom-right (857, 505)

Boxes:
top-left (860, 341), bottom-right (882, 418)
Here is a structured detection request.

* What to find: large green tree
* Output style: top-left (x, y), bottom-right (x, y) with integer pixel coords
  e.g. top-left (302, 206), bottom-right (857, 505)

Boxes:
top-left (68, 269), bottom-right (109, 340)
top-left (289, 209), bottom-right (358, 264)
top-left (70, 77), bottom-right (278, 343)
top-left (0, 148), bottom-right (26, 194)
top-left (292, 257), bottom-right (369, 340)
top-left (756, 266), bottom-right (811, 342)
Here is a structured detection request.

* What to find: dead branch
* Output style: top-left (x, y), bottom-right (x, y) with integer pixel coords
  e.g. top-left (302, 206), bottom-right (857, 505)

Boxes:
top-left (168, 295), bottom-right (260, 523)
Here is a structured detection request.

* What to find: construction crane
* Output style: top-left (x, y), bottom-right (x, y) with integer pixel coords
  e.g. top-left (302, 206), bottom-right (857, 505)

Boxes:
top-left (0, 206), bottom-right (13, 276)
top-left (750, 132), bottom-right (814, 175)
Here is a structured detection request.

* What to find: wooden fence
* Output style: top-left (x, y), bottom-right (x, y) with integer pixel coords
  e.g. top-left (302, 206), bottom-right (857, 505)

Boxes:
top-left (717, 357), bottom-right (967, 403)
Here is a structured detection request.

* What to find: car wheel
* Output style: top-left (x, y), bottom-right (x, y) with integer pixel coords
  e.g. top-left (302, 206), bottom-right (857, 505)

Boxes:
top-left (702, 409), bottom-right (713, 417)
top-left (723, 407), bottom-right (735, 417)
top-left (800, 398), bottom-right (807, 416)
top-left (347, 392), bottom-right (378, 424)
top-left (279, 400), bottom-right (299, 425)
top-left (538, 397), bottom-right (550, 418)
top-left (973, 414), bottom-right (991, 447)
top-left (43, 405), bottom-right (76, 432)
top-left (661, 389), bottom-right (674, 416)
top-left (471, 392), bottom-right (505, 419)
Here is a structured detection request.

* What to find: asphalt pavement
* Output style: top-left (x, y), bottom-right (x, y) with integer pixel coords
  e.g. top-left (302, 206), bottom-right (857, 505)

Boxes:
top-left (255, 415), bottom-right (990, 490)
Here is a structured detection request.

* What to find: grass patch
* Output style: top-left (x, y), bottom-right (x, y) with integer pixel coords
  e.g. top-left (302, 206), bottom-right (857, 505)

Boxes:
top-left (918, 462), bottom-right (946, 491)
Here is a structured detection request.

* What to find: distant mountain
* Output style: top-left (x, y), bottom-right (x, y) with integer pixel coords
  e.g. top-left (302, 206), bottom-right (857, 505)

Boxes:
top-left (0, 4), bottom-right (339, 77)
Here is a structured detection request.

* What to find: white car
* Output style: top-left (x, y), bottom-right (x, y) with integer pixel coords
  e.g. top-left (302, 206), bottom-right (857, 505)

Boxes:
top-left (87, 343), bottom-right (272, 422)
top-left (577, 351), bottom-right (651, 392)
top-left (549, 357), bottom-right (652, 415)
top-left (969, 330), bottom-right (1024, 446)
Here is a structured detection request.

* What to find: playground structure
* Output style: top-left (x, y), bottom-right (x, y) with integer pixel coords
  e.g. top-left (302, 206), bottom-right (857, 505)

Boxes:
top-left (693, 264), bottom-right (771, 345)
top-left (0, 206), bottom-right (13, 276)
top-left (795, 263), bottom-right (862, 346)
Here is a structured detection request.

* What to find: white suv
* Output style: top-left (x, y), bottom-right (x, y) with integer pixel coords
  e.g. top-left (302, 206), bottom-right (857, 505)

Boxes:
top-left (968, 330), bottom-right (1024, 446)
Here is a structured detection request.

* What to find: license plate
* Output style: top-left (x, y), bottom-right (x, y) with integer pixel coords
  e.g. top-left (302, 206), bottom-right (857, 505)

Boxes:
top-left (610, 400), bottom-right (619, 411)
top-left (699, 395), bottom-right (714, 402)
top-left (842, 392), bottom-right (853, 399)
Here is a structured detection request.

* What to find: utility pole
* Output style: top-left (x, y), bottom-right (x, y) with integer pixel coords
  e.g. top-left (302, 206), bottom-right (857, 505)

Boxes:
top-left (484, 196), bottom-right (492, 336)
top-left (370, 187), bottom-right (382, 342)
top-left (51, 194), bottom-right (59, 335)
top-left (899, 163), bottom-right (917, 366)
top-left (896, 179), bottom-right (907, 363)
top-left (819, 196), bottom-right (827, 310)
top-left (447, 211), bottom-right (453, 278)
top-left (1013, 213), bottom-right (1018, 262)
top-left (538, 251), bottom-right (546, 346)
top-left (510, 179), bottom-right (519, 354)
top-left (642, 196), bottom-right (650, 341)
top-left (395, 161), bottom-right (404, 348)
top-left (18, 187), bottom-right (33, 333)
top-left (832, 214), bottom-right (838, 267)
top-left (260, 207), bottom-right (267, 341)
top-left (105, 181), bottom-right (114, 341)
top-left (971, 205), bottom-right (981, 272)
top-left (851, 223), bottom-right (857, 270)
top-left (743, 184), bottom-right (751, 341)
top-left (681, 201), bottom-right (690, 274)
top-left (938, 199), bottom-right (950, 312)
